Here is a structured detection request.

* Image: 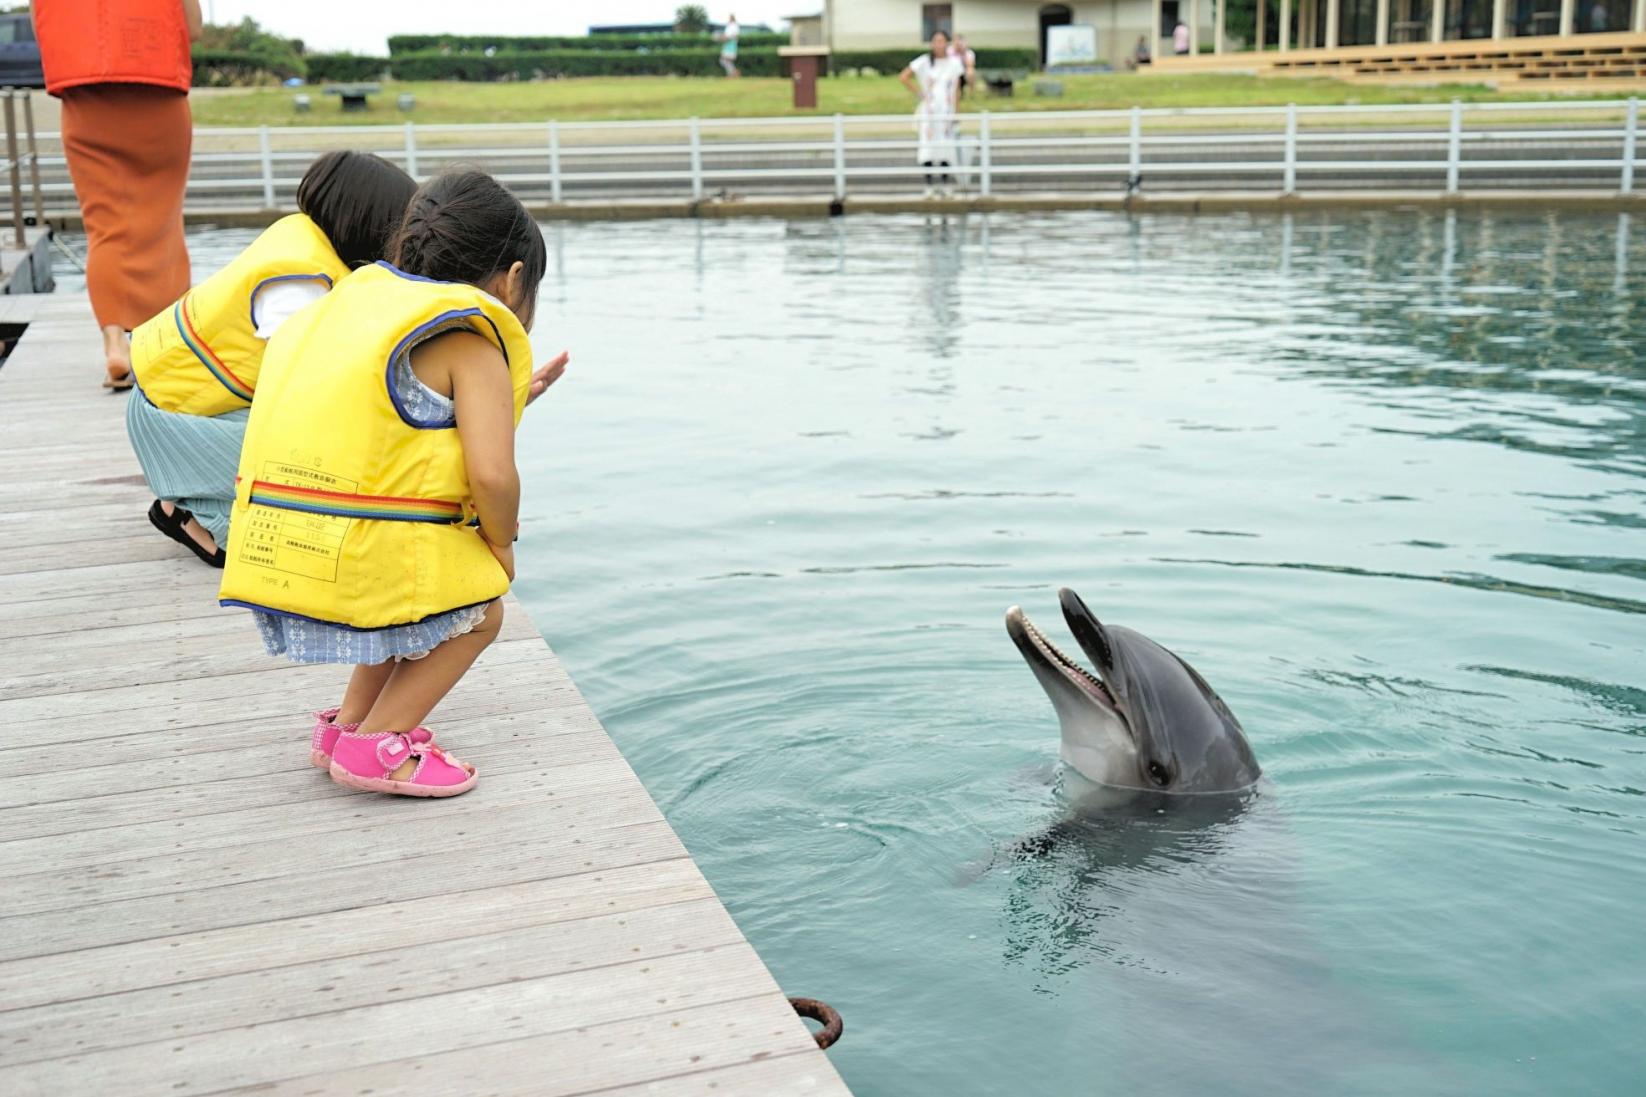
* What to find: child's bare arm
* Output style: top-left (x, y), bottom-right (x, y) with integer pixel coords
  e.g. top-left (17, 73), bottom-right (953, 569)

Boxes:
top-left (443, 333), bottom-right (520, 551)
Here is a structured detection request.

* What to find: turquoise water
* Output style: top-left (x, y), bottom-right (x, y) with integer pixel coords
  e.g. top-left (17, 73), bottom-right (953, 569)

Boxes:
top-left (518, 211), bottom-right (1644, 1097)
top-left (142, 211), bottom-right (1644, 1095)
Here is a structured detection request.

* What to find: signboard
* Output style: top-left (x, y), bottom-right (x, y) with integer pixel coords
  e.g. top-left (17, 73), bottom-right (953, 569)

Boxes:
top-left (1046, 24), bottom-right (1099, 68)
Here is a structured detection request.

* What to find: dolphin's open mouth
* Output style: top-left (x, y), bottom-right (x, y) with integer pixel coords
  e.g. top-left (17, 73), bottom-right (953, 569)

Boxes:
top-left (1007, 607), bottom-right (1119, 710)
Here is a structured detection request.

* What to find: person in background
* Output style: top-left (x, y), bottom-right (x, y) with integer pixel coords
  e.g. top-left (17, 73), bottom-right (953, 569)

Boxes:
top-left (1131, 35), bottom-right (1152, 69)
top-left (1591, 0), bottom-right (1610, 30)
top-left (900, 30), bottom-right (965, 199)
top-left (33, 0), bottom-right (203, 390)
top-left (126, 151), bottom-right (417, 568)
top-left (219, 169), bottom-right (569, 798)
top-left (719, 13), bottom-right (740, 77)
top-left (949, 34), bottom-right (978, 96)
top-left (1174, 20), bottom-right (1191, 55)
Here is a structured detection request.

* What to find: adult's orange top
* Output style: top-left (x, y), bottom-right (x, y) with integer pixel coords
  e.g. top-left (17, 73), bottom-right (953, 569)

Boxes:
top-left (34, 0), bottom-right (192, 96)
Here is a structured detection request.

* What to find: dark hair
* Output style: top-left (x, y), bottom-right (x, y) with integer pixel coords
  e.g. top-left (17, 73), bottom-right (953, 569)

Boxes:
top-left (389, 169), bottom-right (546, 328)
top-left (296, 150), bottom-right (418, 269)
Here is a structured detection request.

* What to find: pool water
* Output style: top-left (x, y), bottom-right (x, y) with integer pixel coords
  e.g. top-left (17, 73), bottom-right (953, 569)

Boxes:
top-left (137, 211), bottom-right (1644, 1096)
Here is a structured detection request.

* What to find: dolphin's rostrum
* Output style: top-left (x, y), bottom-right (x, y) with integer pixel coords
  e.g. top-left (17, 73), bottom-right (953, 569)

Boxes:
top-left (1006, 588), bottom-right (1261, 794)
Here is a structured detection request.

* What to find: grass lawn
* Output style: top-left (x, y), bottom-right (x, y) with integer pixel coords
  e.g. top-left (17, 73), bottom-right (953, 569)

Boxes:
top-left (189, 72), bottom-right (1611, 128)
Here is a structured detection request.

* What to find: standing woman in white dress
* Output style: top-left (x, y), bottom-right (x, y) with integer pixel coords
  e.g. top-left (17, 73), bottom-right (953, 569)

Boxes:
top-left (899, 31), bottom-right (965, 198)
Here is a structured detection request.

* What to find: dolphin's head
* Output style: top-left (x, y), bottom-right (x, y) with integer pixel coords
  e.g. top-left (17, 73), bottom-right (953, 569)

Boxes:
top-left (1005, 588), bottom-right (1261, 795)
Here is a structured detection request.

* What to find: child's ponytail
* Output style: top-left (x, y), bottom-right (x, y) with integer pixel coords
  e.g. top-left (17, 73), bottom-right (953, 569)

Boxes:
top-left (389, 170), bottom-right (546, 328)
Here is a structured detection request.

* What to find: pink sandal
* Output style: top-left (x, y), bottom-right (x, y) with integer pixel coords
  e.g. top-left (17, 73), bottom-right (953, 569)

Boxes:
top-left (328, 729), bottom-right (478, 798)
top-left (309, 708), bottom-right (433, 769)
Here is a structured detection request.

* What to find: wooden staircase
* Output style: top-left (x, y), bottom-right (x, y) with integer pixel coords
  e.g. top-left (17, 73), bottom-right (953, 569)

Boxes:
top-left (1151, 31), bottom-right (1646, 87)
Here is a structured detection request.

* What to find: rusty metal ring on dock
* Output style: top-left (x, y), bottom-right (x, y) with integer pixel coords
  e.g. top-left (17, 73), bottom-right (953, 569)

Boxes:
top-left (788, 997), bottom-right (843, 1050)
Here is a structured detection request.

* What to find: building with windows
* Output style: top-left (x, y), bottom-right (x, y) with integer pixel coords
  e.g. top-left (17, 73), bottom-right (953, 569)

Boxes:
top-left (822, 0), bottom-right (1646, 79)
top-left (1151, 0), bottom-right (1646, 84)
top-left (823, 1), bottom-right (1211, 69)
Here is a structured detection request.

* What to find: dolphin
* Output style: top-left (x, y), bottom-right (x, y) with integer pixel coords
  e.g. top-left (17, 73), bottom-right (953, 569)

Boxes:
top-left (1004, 588), bottom-right (1261, 795)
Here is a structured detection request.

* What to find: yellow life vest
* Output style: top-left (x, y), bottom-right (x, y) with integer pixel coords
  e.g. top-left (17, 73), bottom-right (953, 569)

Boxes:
top-left (130, 214), bottom-right (349, 417)
top-left (218, 262), bottom-right (533, 631)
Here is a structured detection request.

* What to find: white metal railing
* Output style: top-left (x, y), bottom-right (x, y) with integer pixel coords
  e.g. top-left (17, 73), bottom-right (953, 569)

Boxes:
top-left (13, 98), bottom-right (1646, 212)
top-left (0, 88), bottom-right (43, 245)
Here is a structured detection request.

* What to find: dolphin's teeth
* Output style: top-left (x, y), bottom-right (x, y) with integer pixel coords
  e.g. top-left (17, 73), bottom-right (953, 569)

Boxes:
top-left (1023, 614), bottom-right (1113, 703)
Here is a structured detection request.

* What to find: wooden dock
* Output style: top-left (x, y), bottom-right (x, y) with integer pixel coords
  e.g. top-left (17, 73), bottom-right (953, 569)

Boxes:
top-left (0, 293), bottom-right (851, 1097)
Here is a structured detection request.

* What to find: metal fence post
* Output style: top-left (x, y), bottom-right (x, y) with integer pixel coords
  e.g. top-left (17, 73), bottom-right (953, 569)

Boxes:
top-left (4, 94), bottom-right (24, 247)
top-left (1446, 98), bottom-right (1462, 195)
top-left (21, 90), bottom-right (41, 225)
top-left (1128, 105), bottom-right (1142, 189)
top-left (548, 119), bottom-right (563, 204)
top-left (978, 111), bottom-right (992, 196)
top-left (258, 125), bottom-right (275, 210)
top-left (1282, 103), bottom-right (1297, 195)
top-left (833, 112), bottom-right (846, 200)
top-left (404, 121), bottom-right (419, 179)
top-left (688, 117), bottom-right (703, 200)
top-left (1623, 97), bottom-right (1638, 195)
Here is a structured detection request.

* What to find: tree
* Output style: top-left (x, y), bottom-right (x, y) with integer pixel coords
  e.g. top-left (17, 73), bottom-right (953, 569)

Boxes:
top-left (193, 17), bottom-right (307, 81)
top-left (674, 5), bottom-right (711, 35)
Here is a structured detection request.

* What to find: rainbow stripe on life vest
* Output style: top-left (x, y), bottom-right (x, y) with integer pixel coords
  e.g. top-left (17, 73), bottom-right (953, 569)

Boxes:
top-left (176, 299), bottom-right (254, 404)
top-left (249, 480), bottom-right (465, 524)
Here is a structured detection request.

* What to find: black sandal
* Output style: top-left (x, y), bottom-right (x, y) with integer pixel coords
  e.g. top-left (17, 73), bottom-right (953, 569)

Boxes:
top-left (147, 500), bottom-right (226, 568)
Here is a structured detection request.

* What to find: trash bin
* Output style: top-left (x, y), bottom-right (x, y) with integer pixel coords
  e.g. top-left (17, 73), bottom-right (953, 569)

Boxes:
top-left (779, 46), bottom-right (830, 111)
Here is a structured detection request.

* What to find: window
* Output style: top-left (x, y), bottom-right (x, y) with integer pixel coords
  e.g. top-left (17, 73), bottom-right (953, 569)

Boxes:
top-left (1161, 0), bottom-right (1181, 35)
top-left (922, 4), bottom-right (954, 41)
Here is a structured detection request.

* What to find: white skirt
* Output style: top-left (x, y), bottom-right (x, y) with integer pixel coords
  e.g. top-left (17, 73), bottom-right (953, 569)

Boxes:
top-left (916, 110), bottom-right (958, 165)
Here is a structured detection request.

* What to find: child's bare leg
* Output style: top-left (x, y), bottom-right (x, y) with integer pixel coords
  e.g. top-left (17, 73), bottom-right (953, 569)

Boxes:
top-left (359, 601), bottom-right (504, 779)
top-left (337, 661), bottom-right (396, 724)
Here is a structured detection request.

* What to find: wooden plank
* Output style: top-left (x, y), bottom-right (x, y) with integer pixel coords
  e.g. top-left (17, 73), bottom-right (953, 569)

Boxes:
top-left (0, 600), bottom-right (542, 680)
top-left (0, 689), bottom-right (609, 837)
top-left (0, 634), bottom-right (546, 722)
top-left (0, 858), bottom-right (711, 1012)
top-left (0, 820), bottom-right (688, 962)
top-left (3, 761), bottom-right (663, 911)
top-left (4, 770), bottom-right (665, 917)
top-left (0, 294), bottom-right (851, 1096)
top-left (2, 897), bottom-right (745, 1065)
top-left (0, 944), bottom-right (785, 1096)
top-left (0, 661), bottom-right (586, 776)
top-left (0, 738), bottom-right (629, 878)
top-left (231, 999), bottom-right (838, 1097)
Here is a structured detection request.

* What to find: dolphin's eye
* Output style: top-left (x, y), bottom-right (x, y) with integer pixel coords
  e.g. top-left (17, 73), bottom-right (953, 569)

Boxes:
top-left (1146, 761), bottom-right (1170, 786)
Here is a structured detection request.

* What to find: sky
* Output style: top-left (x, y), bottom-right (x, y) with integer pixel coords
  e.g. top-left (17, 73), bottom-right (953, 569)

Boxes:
top-left (204, 1), bottom-right (800, 55)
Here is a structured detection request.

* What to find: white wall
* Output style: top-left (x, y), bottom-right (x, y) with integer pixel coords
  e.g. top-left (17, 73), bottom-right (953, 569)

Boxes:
top-left (955, 1), bottom-right (1047, 47)
top-left (827, 0), bottom-right (1044, 49)
top-left (826, 0), bottom-right (1204, 68)
top-left (1072, 0), bottom-right (1158, 67)
top-left (827, 0), bottom-right (924, 49)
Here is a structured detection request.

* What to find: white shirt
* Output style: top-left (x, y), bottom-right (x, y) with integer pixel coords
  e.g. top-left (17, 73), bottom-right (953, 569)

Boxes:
top-left (910, 53), bottom-right (963, 119)
top-left (251, 277), bottom-right (330, 340)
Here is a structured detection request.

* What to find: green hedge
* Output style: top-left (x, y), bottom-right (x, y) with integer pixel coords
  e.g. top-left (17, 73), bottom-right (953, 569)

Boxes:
top-left (190, 48), bottom-right (306, 86)
top-left (829, 47), bottom-right (1038, 74)
top-left (386, 32), bottom-right (785, 55)
top-left (304, 52), bottom-right (388, 82)
top-left (387, 48), bottom-right (784, 81)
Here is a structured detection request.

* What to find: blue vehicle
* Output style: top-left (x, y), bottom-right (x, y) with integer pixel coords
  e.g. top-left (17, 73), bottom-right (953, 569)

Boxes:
top-left (0, 14), bottom-right (44, 89)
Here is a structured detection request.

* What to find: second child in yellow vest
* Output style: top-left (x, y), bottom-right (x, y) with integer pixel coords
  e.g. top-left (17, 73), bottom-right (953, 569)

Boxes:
top-left (219, 169), bottom-right (570, 799)
top-left (125, 150), bottom-right (417, 567)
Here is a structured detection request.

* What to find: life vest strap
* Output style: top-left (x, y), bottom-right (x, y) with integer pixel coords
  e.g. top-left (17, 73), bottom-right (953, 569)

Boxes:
top-left (176, 299), bottom-right (255, 404)
top-left (248, 481), bottom-right (466, 524)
